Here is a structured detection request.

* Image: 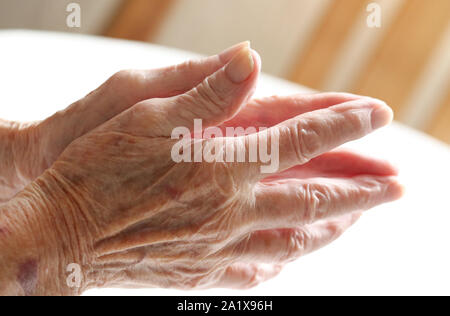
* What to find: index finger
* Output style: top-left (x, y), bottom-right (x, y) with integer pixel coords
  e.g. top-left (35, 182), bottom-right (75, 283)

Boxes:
top-left (238, 97), bottom-right (393, 178)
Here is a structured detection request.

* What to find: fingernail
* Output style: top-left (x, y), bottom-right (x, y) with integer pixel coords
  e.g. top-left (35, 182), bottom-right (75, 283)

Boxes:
top-left (371, 102), bottom-right (393, 130)
top-left (383, 180), bottom-right (405, 203)
top-left (225, 46), bottom-right (254, 83)
top-left (218, 41), bottom-right (250, 62)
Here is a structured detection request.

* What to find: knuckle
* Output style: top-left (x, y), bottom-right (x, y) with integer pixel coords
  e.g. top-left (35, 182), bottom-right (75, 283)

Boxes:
top-left (346, 110), bottom-right (367, 132)
top-left (332, 103), bottom-right (371, 134)
top-left (245, 266), bottom-right (262, 289)
top-left (127, 100), bottom-right (153, 120)
top-left (298, 183), bottom-right (330, 223)
top-left (285, 228), bottom-right (309, 260)
top-left (288, 119), bottom-right (322, 163)
top-left (177, 59), bottom-right (203, 77)
top-left (108, 69), bottom-right (144, 91)
top-left (110, 69), bottom-right (132, 84)
top-left (193, 76), bottom-right (230, 116)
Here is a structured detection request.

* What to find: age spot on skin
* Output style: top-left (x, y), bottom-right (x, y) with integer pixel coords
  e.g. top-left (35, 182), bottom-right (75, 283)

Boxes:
top-left (0, 227), bottom-right (9, 235)
top-left (17, 259), bottom-right (38, 296)
top-left (166, 186), bottom-right (180, 200)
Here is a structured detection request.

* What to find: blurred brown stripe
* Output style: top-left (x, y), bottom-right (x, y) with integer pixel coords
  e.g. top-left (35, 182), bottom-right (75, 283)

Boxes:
top-left (289, 0), bottom-right (368, 89)
top-left (354, 0), bottom-right (450, 116)
top-left (105, 0), bottom-right (174, 41)
top-left (428, 90), bottom-right (450, 144)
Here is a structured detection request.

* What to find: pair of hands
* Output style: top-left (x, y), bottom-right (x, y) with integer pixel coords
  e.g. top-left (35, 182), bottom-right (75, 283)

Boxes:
top-left (0, 42), bottom-right (403, 295)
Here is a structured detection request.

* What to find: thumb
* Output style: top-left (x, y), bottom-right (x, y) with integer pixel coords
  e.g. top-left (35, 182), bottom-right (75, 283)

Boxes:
top-left (38, 42), bottom-right (250, 169)
top-left (152, 44), bottom-right (260, 134)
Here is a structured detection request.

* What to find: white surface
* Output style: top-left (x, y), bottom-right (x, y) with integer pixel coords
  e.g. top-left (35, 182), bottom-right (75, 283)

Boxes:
top-left (153, 0), bottom-right (331, 77)
top-left (1, 30), bottom-right (449, 296)
top-left (0, 0), bottom-right (122, 35)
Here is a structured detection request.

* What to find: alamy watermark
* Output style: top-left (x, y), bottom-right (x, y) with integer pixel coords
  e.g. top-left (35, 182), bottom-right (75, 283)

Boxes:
top-left (66, 263), bottom-right (82, 288)
top-left (171, 119), bottom-right (279, 174)
top-left (66, 3), bottom-right (81, 28)
top-left (366, 2), bottom-right (382, 28)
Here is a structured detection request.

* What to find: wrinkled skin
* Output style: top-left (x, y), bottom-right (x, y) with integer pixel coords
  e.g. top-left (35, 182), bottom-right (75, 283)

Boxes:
top-left (0, 43), bottom-right (403, 295)
top-left (0, 43), bottom-right (251, 203)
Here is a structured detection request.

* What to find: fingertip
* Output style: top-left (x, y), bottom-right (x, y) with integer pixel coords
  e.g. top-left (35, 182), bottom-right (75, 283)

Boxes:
top-left (218, 41), bottom-right (251, 63)
top-left (386, 161), bottom-right (400, 176)
top-left (370, 100), bottom-right (394, 130)
top-left (354, 175), bottom-right (404, 205)
top-left (367, 155), bottom-right (400, 176)
top-left (378, 176), bottom-right (405, 202)
top-left (249, 48), bottom-right (262, 73)
top-left (389, 181), bottom-right (405, 200)
top-left (225, 46), bottom-right (255, 83)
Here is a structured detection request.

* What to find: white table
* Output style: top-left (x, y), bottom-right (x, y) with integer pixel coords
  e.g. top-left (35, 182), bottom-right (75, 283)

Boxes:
top-left (1, 30), bottom-right (449, 296)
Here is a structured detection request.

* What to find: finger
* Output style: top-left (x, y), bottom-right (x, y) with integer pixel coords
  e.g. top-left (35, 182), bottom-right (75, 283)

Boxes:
top-left (137, 45), bottom-right (260, 136)
top-left (215, 263), bottom-right (283, 289)
top-left (249, 175), bottom-right (403, 229)
top-left (240, 97), bottom-right (394, 177)
top-left (106, 41), bottom-right (252, 104)
top-left (221, 92), bottom-right (362, 131)
top-left (219, 212), bottom-right (361, 264)
top-left (95, 251), bottom-right (283, 290)
top-left (262, 149), bottom-right (399, 181)
top-left (41, 42), bottom-right (249, 163)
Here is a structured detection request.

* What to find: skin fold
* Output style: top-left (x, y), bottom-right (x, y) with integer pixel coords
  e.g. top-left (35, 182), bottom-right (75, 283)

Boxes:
top-left (0, 43), bottom-right (403, 295)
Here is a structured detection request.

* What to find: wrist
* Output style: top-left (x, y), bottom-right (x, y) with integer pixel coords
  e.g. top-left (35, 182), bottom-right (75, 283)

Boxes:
top-left (0, 120), bottom-right (44, 202)
top-left (0, 169), bottom-right (96, 295)
top-left (0, 120), bottom-right (23, 202)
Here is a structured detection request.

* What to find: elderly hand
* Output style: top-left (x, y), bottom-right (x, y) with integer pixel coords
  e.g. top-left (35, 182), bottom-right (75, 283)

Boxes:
top-left (0, 42), bottom-right (249, 203)
top-left (0, 43), bottom-right (403, 295)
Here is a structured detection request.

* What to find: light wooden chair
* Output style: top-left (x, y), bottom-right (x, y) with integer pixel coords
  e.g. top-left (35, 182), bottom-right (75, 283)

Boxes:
top-left (106, 0), bottom-right (450, 143)
top-left (105, 0), bottom-right (174, 42)
top-left (289, 0), bottom-right (450, 143)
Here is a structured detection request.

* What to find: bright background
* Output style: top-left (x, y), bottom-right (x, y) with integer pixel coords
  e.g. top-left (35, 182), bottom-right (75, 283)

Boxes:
top-left (0, 0), bottom-right (450, 296)
top-left (1, 31), bottom-right (449, 295)
top-left (0, 0), bottom-right (449, 144)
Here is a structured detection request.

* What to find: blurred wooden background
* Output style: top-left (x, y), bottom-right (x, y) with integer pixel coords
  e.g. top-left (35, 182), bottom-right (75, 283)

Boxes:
top-left (0, 0), bottom-right (449, 143)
